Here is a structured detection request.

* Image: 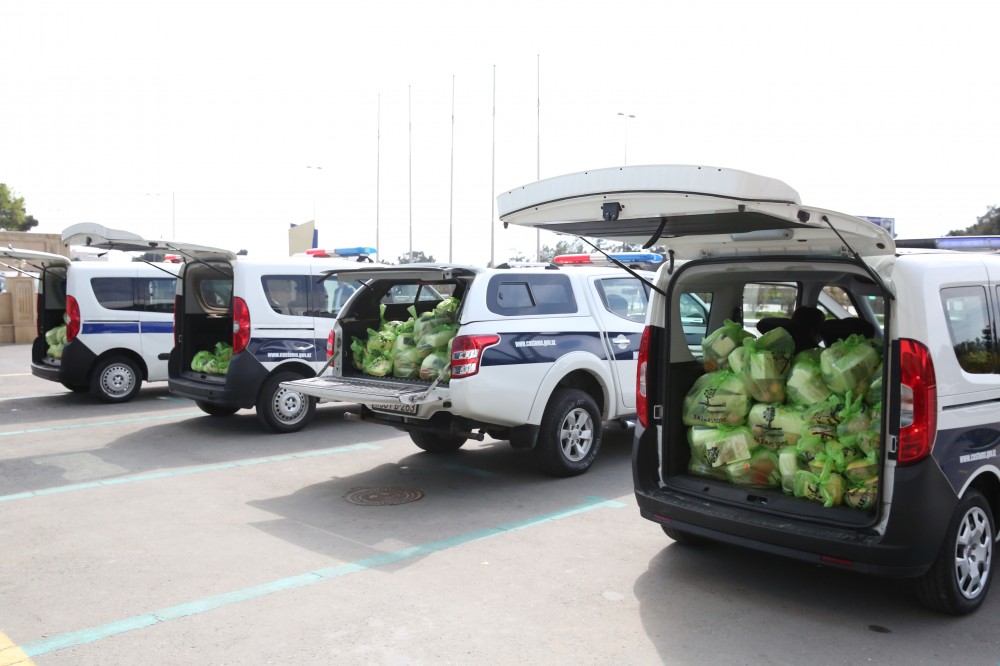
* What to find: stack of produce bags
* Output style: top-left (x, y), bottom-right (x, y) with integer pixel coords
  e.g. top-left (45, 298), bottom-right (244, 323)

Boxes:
top-left (191, 342), bottom-right (233, 375)
top-left (684, 321), bottom-right (882, 511)
top-left (45, 313), bottom-right (70, 359)
top-left (351, 297), bottom-right (460, 382)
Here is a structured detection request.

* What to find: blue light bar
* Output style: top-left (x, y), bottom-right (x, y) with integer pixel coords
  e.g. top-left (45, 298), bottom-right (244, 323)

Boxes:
top-left (608, 252), bottom-right (663, 264)
top-left (333, 246), bottom-right (377, 256)
top-left (935, 237), bottom-right (1000, 251)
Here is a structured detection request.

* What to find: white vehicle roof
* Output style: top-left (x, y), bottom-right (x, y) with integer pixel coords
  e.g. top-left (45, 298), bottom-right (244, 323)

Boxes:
top-left (497, 165), bottom-right (895, 261)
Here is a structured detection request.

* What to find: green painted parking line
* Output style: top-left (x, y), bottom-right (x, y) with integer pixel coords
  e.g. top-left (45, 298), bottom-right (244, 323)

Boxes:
top-left (0, 443), bottom-right (382, 503)
top-left (20, 496), bottom-right (625, 657)
top-left (0, 411), bottom-right (202, 437)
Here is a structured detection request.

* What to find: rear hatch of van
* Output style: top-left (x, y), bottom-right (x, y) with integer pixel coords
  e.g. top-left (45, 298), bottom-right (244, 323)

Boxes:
top-left (499, 165), bottom-right (900, 535)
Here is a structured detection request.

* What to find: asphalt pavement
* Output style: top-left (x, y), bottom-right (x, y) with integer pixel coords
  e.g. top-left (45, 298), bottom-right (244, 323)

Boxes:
top-left (0, 343), bottom-right (997, 665)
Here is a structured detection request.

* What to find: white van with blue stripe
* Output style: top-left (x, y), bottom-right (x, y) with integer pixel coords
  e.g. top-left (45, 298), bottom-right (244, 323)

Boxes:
top-left (2, 238), bottom-right (179, 403)
top-left (60, 225), bottom-right (374, 432)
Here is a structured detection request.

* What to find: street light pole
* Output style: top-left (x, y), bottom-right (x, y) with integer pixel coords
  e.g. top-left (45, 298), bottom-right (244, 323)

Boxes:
top-left (617, 112), bottom-right (635, 165)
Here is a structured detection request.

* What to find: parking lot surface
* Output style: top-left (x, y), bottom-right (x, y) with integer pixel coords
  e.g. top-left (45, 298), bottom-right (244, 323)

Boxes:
top-left (1, 343), bottom-right (998, 665)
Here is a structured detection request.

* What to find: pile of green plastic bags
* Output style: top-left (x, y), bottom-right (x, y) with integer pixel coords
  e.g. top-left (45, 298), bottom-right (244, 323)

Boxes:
top-left (351, 297), bottom-right (460, 383)
top-left (191, 342), bottom-right (233, 375)
top-left (45, 314), bottom-right (69, 359)
top-left (684, 320), bottom-right (882, 511)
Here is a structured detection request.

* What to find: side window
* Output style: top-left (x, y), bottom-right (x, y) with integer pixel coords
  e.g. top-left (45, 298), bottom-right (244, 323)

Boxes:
top-left (941, 286), bottom-right (996, 374)
top-left (487, 274), bottom-right (576, 316)
top-left (597, 277), bottom-right (649, 323)
top-left (380, 284), bottom-right (443, 306)
top-left (141, 278), bottom-right (177, 313)
top-left (199, 279), bottom-right (232, 309)
top-left (314, 278), bottom-right (362, 317)
top-left (261, 275), bottom-right (310, 316)
top-left (743, 282), bottom-right (798, 333)
top-left (91, 277), bottom-right (137, 311)
top-left (680, 292), bottom-right (711, 343)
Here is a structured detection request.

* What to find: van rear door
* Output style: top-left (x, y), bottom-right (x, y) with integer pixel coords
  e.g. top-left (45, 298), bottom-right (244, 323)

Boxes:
top-left (497, 165), bottom-right (895, 266)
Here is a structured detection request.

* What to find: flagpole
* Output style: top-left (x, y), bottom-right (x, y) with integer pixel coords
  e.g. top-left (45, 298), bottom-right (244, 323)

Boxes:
top-left (535, 53), bottom-right (541, 262)
top-left (490, 65), bottom-right (496, 268)
top-left (449, 74), bottom-right (455, 263)
top-left (376, 93), bottom-right (381, 263)
top-left (408, 84), bottom-right (413, 263)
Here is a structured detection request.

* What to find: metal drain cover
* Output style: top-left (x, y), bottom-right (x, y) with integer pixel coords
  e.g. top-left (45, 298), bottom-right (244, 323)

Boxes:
top-left (344, 487), bottom-right (425, 506)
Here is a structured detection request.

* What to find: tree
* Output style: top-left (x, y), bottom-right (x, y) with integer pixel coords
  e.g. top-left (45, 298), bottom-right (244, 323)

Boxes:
top-left (397, 250), bottom-right (435, 264)
top-left (948, 205), bottom-right (1000, 237)
top-left (0, 184), bottom-right (39, 232)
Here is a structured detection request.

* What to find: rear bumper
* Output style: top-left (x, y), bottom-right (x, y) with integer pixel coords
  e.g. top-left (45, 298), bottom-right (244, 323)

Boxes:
top-left (30, 337), bottom-right (94, 386)
top-left (634, 456), bottom-right (957, 578)
top-left (167, 350), bottom-right (267, 408)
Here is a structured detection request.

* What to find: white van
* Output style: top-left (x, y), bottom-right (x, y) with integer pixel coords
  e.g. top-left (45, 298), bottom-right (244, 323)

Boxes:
top-left (1, 241), bottom-right (179, 403)
top-left (498, 164), bottom-right (1000, 615)
top-left (62, 226), bottom-right (373, 432)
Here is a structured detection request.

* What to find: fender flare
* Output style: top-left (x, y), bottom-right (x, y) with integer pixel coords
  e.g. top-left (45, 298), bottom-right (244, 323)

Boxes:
top-left (525, 351), bottom-right (615, 425)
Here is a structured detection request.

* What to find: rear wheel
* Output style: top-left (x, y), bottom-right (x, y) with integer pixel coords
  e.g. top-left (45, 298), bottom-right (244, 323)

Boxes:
top-left (916, 489), bottom-right (994, 615)
top-left (255, 371), bottom-right (317, 433)
top-left (196, 401), bottom-right (240, 417)
top-left (535, 388), bottom-right (602, 477)
top-left (409, 431), bottom-right (467, 453)
top-left (90, 356), bottom-right (142, 403)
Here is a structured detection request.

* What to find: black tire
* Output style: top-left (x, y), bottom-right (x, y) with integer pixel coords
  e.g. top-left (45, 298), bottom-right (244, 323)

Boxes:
top-left (255, 371), bottom-right (317, 433)
top-left (661, 524), bottom-right (711, 546)
top-left (196, 401), bottom-right (240, 417)
top-left (916, 489), bottom-right (994, 615)
top-left (535, 388), bottom-right (602, 477)
top-left (90, 356), bottom-right (142, 403)
top-left (61, 381), bottom-right (88, 393)
top-left (409, 431), bottom-right (467, 453)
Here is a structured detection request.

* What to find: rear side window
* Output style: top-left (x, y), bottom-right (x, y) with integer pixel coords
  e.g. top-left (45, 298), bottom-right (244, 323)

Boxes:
top-left (487, 274), bottom-right (576, 316)
top-left (92, 277), bottom-right (177, 312)
top-left (261, 275), bottom-right (311, 315)
top-left (596, 277), bottom-right (649, 322)
top-left (941, 286), bottom-right (996, 374)
top-left (198, 279), bottom-right (232, 309)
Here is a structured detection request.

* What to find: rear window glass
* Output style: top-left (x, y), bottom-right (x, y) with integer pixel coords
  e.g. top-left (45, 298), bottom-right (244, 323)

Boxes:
top-left (941, 286), bottom-right (996, 374)
top-left (91, 278), bottom-right (135, 311)
top-left (380, 283), bottom-right (445, 306)
top-left (596, 277), bottom-right (649, 323)
top-left (199, 279), bottom-right (233, 309)
top-left (487, 274), bottom-right (576, 316)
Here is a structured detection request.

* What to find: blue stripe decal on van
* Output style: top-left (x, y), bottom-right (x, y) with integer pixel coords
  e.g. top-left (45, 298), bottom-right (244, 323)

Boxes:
top-left (481, 331), bottom-right (607, 366)
top-left (140, 321), bottom-right (174, 334)
top-left (80, 322), bottom-right (140, 335)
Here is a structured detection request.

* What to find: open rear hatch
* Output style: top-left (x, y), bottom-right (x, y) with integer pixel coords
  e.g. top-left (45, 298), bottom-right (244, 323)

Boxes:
top-left (497, 165), bottom-right (895, 265)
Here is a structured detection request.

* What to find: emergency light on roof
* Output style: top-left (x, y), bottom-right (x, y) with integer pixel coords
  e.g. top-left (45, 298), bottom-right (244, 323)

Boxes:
top-left (553, 252), bottom-right (664, 266)
top-left (304, 247), bottom-right (377, 258)
top-left (894, 236), bottom-right (1000, 252)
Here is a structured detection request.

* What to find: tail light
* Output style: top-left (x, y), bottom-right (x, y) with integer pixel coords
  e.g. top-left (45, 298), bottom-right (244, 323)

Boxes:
top-left (233, 297), bottom-right (251, 354)
top-left (451, 334), bottom-right (499, 379)
top-left (898, 338), bottom-right (937, 465)
top-left (636, 326), bottom-right (651, 428)
top-left (326, 329), bottom-right (335, 359)
top-left (65, 295), bottom-right (81, 342)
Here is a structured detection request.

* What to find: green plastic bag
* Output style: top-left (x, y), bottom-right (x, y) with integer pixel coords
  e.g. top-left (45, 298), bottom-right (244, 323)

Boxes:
top-left (682, 371), bottom-right (753, 426)
top-left (725, 448), bottom-right (781, 488)
top-left (748, 402), bottom-right (806, 451)
top-left (701, 319), bottom-right (755, 372)
top-left (729, 327), bottom-right (794, 403)
top-left (820, 333), bottom-right (881, 396)
top-left (687, 425), bottom-right (756, 468)
top-left (785, 348), bottom-right (833, 405)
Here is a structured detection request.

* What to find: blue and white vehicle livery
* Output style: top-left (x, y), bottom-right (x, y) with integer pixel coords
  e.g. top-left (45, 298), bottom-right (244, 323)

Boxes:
top-left (284, 254), bottom-right (659, 476)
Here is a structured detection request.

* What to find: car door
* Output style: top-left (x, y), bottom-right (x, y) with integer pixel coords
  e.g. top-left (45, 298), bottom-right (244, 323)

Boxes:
top-left (589, 274), bottom-right (650, 411)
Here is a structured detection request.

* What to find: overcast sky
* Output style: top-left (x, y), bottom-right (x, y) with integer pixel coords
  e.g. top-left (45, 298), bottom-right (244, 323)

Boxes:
top-left (4, 0), bottom-right (998, 264)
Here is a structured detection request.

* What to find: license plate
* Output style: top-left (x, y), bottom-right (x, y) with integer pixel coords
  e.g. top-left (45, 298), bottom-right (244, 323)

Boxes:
top-left (371, 402), bottom-right (418, 415)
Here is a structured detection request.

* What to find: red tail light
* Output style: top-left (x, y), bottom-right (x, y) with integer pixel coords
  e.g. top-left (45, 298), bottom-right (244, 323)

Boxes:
top-left (65, 295), bottom-right (81, 342)
top-left (326, 329), bottom-right (335, 359)
top-left (450, 334), bottom-right (499, 379)
top-left (898, 338), bottom-right (937, 465)
top-left (233, 297), bottom-right (251, 354)
top-left (636, 326), bottom-right (651, 428)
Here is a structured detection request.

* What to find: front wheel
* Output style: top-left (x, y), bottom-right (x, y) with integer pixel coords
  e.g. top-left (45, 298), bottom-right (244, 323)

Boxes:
top-left (90, 356), bottom-right (142, 403)
top-left (255, 371), bottom-right (317, 434)
top-left (196, 401), bottom-right (240, 417)
top-left (534, 388), bottom-right (602, 477)
top-left (916, 489), bottom-right (994, 615)
top-left (409, 431), bottom-right (467, 453)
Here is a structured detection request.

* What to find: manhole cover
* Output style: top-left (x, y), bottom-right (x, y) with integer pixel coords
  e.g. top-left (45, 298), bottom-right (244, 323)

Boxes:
top-left (344, 487), bottom-right (425, 506)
